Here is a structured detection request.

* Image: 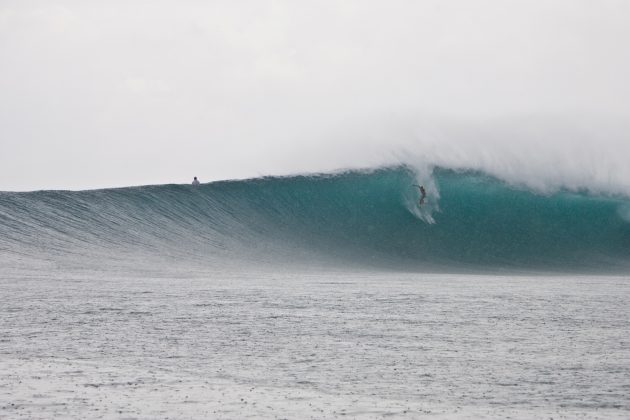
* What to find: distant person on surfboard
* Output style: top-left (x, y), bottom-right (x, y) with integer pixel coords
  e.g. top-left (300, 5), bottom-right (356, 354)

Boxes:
top-left (192, 176), bottom-right (200, 186)
top-left (414, 185), bottom-right (426, 206)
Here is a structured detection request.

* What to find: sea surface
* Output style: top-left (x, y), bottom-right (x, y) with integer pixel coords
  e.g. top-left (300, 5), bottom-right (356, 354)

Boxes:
top-left (1, 166), bottom-right (629, 418)
top-left (1, 272), bottom-right (629, 419)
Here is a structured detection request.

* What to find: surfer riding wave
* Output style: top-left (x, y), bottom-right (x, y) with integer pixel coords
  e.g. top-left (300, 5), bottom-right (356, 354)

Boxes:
top-left (414, 185), bottom-right (426, 206)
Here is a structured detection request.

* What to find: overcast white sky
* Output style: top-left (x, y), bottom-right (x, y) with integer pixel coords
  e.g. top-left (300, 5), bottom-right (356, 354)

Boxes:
top-left (1, 0), bottom-right (630, 191)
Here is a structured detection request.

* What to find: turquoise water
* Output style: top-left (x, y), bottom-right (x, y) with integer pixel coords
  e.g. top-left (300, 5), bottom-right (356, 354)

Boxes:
top-left (1, 166), bottom-right (629, 273)
top-left (2, 167), bottom-right (630, 419)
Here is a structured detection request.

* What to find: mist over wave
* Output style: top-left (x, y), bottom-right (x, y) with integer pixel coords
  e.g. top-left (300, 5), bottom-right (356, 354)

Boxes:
top-left (347, 117), bottom-right (630, 197)
top-left (1, 165), bottom-right (628, 275)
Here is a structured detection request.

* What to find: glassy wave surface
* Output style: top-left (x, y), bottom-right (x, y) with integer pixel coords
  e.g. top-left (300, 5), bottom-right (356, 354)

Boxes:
top-left (1, 166), bottom-right (629, 273)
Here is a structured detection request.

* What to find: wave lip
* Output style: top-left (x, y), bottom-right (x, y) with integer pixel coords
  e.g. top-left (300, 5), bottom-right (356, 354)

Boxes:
top-left (1, 166), bottom-right (629, 274)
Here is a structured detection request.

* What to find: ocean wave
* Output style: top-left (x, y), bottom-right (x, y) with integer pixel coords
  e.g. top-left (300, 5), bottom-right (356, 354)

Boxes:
top-left (1, 166), bottom-right (629, 273)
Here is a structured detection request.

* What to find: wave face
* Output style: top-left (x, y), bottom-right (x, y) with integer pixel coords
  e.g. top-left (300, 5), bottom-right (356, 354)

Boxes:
top-left (1, 166), bottom-right (629, 274)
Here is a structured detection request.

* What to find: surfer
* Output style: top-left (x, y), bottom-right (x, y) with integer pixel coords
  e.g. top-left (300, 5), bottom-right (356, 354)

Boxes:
top-left (192, 176), bottom-right (200, 186)
top-left (415, 185), bottom-right (426, 205)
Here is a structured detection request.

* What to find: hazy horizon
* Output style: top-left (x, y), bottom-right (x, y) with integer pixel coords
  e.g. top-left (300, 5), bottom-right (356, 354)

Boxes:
top-left (2, 0), bottom-right (630, 191)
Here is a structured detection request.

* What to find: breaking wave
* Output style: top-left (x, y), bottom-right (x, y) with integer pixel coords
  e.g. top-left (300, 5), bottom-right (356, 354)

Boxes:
top-left (1, 166), bottom-right (629, 274)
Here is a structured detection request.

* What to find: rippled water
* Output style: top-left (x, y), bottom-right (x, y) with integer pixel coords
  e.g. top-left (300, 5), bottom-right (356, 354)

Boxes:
top-left (1, 272), bottom-right (629, 419)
